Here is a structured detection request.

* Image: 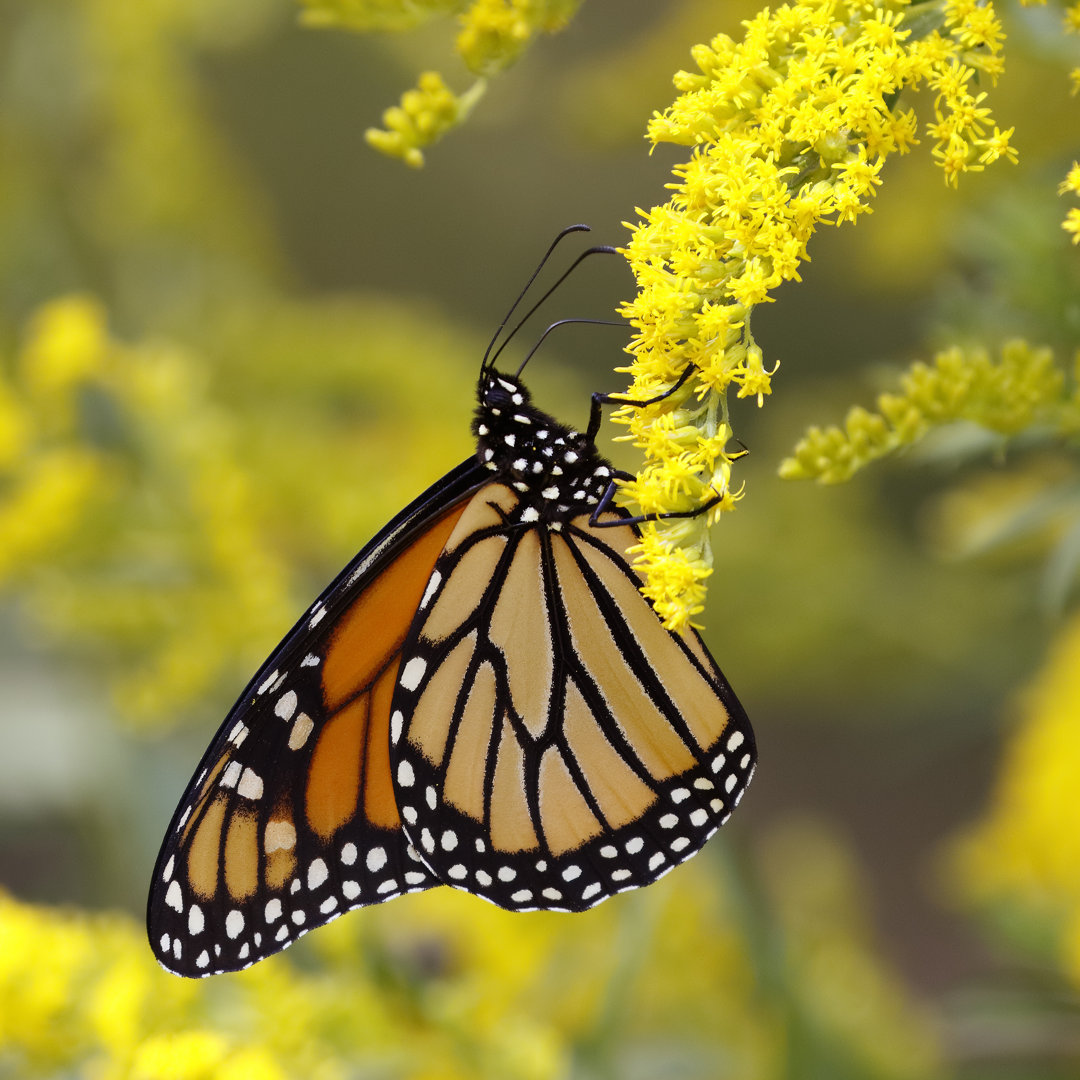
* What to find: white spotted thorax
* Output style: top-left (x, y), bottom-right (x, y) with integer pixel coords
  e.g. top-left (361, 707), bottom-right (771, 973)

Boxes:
top-left (473, 372), bottom-right (612, 523)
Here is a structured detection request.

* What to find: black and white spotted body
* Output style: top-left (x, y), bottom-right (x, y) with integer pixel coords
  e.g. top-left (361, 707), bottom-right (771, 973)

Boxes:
top-left (473, 372), bottom-right (613, 526)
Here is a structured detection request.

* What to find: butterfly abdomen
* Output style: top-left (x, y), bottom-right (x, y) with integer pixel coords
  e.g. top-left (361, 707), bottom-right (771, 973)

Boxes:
top-left (473, 372), bottom-right (612, 524)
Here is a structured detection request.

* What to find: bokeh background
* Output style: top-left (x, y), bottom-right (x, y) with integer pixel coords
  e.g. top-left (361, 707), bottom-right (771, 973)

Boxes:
top-left (2, 0), bottom-right (1080, 1077)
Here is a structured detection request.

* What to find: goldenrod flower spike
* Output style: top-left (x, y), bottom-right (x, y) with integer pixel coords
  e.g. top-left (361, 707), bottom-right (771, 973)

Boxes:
top-left (780, 341), bottom-right (1069, 484)
top-left (457, 0), bottom-right (583, 76)
top-left (617, 0), bottom-right (1015, 631)
top-left (365, 73), bottom-right (486, 168)
top-left (313, 0), bottom-right (583, 162)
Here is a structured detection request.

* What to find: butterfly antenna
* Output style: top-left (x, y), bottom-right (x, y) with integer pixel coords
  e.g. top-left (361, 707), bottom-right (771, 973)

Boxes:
top-left (481, 225), bottom-right (592, 376)
top-left (488, 244), bottom-right (619, 371)
top-left (515, 319), bottom-right (624, 377)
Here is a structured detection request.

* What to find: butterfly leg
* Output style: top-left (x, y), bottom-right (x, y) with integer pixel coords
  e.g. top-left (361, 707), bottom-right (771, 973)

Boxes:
top-left (588, 480), bottom-right (727, 528)
top-left (586, 363), bottom-right (743, 527)
top-left (584, 363), bottom-right (697, 443)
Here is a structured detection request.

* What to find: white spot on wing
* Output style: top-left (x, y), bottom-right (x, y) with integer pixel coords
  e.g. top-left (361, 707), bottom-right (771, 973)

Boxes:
top-left (237, 768), bottom-right (263, 800)
top-left (308, 858), bottom-right (329, 889)
top-left (265, 820), bottom-right (296, 853)
top-left (165, 881), bottom-right (183, 912)
top-left (275, 690), bottom-right (298, 721)
top-left (420, 571), bottom-right (442, 610)
top-left (400, 657), bottom-right (427, 692)
top-left (288, 713), bottom-right (314, 750)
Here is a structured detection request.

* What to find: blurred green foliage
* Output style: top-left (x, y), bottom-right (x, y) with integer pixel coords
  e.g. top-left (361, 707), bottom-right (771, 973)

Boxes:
top-left (1, 0), bottom-right (1079, 1078)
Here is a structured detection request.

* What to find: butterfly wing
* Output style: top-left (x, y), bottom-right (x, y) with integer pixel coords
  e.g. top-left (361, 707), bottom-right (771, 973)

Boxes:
top-left (389, 484), bottom-right (755, 912)
top-left (147, 459), bottom-right (487, 976)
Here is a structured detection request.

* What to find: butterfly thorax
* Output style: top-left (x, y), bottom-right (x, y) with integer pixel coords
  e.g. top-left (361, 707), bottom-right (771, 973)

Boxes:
top-left (473, 371), bottom-right (613, 523)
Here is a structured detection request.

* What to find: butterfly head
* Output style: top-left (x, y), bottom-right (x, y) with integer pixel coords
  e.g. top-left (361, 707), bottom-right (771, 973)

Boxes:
top-left (473, 370), bottom-right (544, 476)
top-left (472, 368), bottom-right (613, 521)
top-left (477, 369), bottom-right (532, 412)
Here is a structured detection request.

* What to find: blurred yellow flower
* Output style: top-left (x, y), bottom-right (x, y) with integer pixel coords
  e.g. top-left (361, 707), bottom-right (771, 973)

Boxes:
top-left (0, 297), bottom-right (299, 727)
top-left (953, 612), bottom-right (1080, 984)
top-left (313, 0), bottom-right (582, 163)
top-left (366, 72), bottom-right (487, 168)
top-left (1061, 160), bottom-right (1080, 243)
top-left (780, 340), bottom-right (1071, 484)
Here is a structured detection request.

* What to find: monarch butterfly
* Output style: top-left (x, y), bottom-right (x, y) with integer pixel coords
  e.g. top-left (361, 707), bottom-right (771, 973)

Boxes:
top-left (147, 229), bottom-right (755, 977)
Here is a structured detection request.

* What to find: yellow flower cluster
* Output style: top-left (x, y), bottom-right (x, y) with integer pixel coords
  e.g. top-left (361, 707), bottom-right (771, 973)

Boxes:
top-left (0, 298), bottom-right (113, 585)
top-left (952, 612), bottom-right (1080, 987)
top-left (0, 296), bottom-right (295, 728)
top-left (1061, 160), bottom-right (1080, 244)
top-left (319, 0), bottom-right (582, 164)
top-left (366, 72), bottom-right (487, 168)
top-left (780, 340), bottom-right (1072, 484)
top-left (617, 0), bottom-right (1014, 631)
top-left (455, 0), bottom-right (581, 76)
top-left (0, 839), bottom-right (940, 1080)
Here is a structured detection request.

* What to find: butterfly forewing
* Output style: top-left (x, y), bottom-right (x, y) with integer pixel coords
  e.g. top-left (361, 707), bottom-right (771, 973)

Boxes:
top-left (388, 486), bottom-right (756, 912)
top-left (147, 462), bottom-right (485, 976)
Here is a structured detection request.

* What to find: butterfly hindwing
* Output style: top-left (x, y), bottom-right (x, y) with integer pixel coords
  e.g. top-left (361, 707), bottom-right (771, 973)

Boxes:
top-left (147, 460), bottom-right (486, 976)
top-left (388, 484), bottom-right (756, 912)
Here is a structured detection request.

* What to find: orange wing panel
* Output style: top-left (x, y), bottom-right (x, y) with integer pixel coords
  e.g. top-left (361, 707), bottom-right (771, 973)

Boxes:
top-left (363, 656), bottom-right (402, 830)
top-left (305, 695), bottom-right (366, 839)
top-left (321, 503), bottom-right (469, 711)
